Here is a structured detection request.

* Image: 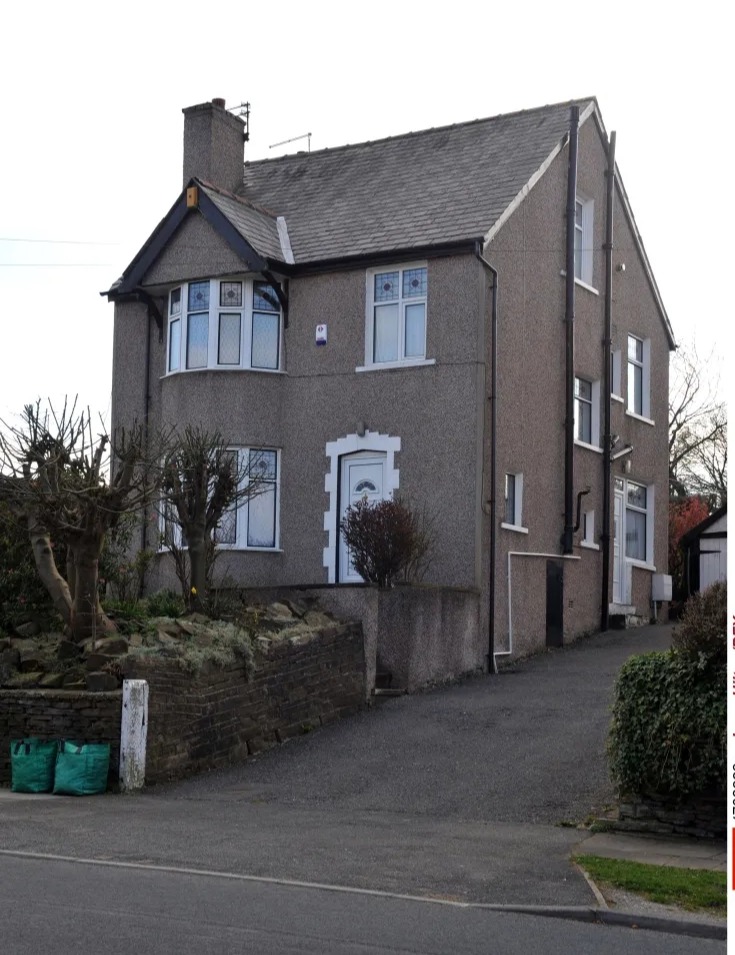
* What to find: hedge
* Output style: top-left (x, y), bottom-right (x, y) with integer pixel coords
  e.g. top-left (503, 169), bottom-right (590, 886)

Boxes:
top-left (608, 650), bottom-right (725, 800)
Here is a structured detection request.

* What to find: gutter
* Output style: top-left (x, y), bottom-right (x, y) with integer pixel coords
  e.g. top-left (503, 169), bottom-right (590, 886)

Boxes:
top-left (474, 245), bottom-right (498, 675)
top-left (600, 132), bottom-right (616, 631)
top-left (562, 105), bottom-right (579, 554)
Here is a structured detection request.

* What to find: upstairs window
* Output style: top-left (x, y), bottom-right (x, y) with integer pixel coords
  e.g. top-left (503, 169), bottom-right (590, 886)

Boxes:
top-left (167, 277), bottom-right (282, 374)
top-left (366, 264), bottom-right (427, 366)
top-left (574, 376), bottom-right (600, 448)
top-left (502, 472), bottom-right (525, 530)
top-left (627, 334), bottom-right (651, 419)
top-left (574, 196), bottom-right (594, 287)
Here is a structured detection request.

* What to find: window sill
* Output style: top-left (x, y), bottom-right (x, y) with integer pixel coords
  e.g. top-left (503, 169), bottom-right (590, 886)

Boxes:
top-left (355, 358), bottom-right (435, 373)
top-left (217, 546), bottom-right (284, 553)
top-left (580, 540), bottom-right (600, 551)
top-left (626, 557), bottom-right (656, 572)
top-left (611, 393), bottom-right (624, 404)
top-left (161, 367), bottom-right (286, 379)
top-left (159, 546), bottom-right (283, 554)
top-left (501, 522), bottom-right (529, 535)
top-left (559, 271), bottom-right (599, 296)
top-left (625, 410), bottom-right (655, 427)
top-left (574, 439), bottom-right (603, 454)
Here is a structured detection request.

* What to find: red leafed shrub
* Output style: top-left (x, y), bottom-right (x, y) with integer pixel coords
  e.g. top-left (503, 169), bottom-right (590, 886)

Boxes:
top-left (668, 497), bottom-right (710, 598)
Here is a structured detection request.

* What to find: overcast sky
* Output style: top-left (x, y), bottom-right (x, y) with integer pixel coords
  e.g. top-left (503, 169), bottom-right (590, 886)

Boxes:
top-left (1, 0), bottom-right (729, 424)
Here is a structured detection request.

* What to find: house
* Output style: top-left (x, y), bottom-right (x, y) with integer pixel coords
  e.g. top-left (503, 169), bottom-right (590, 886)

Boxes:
top-left (107, 96), bottom-right (674, 668)
top-left (680, 506), bottom-right (727, 599)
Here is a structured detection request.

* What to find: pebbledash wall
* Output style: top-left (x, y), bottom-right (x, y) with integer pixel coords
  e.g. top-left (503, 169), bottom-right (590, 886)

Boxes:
top-left (241, 584), bottom-right (485, 693)
top-left (0, 690), bottom-right (122, 787)
top-left (0, 623), bottom-right (365, 788)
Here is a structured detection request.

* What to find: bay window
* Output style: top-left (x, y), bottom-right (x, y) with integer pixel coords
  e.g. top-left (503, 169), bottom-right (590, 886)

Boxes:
top-left (167, 277), bottom-right (282, 374)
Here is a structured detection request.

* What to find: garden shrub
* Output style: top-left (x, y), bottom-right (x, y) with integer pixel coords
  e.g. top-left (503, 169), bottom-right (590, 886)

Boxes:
top-left (145, 589), bottom-right (186, 619)
top-left (671, 580), bottom-right (726, 668)
top-left (608, 649), bottom-right (725, 800)
top-left (340, 496), bottom-right (434, 587)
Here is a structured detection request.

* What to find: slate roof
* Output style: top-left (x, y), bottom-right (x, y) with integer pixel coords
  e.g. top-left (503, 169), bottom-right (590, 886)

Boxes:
top-left (237, 99), bottom-right (593, 264)
top-left (199, 183), bottom-right (285, 263)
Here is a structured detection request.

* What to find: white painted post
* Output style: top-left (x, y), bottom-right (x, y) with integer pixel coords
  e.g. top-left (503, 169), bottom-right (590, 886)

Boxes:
top-left (119, 679), bottom-right (149, 792)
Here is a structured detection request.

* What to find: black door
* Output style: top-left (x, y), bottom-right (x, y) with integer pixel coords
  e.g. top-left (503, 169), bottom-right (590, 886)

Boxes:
top-left (546, 560), bottom-right (564, 648)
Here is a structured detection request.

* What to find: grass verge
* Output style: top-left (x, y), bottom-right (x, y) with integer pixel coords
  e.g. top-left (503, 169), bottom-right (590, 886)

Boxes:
top-left (574, 854), bottom-right (726, 917)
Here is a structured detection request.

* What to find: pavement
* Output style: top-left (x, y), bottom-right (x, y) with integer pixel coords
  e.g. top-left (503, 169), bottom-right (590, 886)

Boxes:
top-left (0, 620), bottom-right (728, 941)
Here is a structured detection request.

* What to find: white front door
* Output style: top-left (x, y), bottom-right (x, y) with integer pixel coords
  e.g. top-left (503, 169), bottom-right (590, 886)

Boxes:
top-left (339, 453), bottom-right (386, 582)
top-left (613, 490), bottom-right (625, 604)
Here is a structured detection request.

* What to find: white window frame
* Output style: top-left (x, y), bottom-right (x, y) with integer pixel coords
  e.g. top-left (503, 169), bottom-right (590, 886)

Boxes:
top-left (574, 376), bottom-right (601, 450)
top-left (611, 349), bottom-right (623, 402)
top-left (626, 334), bottom-right (652, 422)
top-left (166, 276), bottom-right (283, 375)
top-left (501, 472), bottom-right (527, 533)
top-left (623, 479), bottom-right (655, 569)
top-left (160, 447), bottom-right (281, 553)
top-left (574, 195), bottom-right (594, 288)
top-left (361, 262), bottom-right (433, 370)
top-left (581, 509), bottom-right (599, 550)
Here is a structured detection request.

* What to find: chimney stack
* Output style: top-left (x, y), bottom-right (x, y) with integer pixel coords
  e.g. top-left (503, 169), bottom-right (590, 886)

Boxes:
top-left (182, 98), bottom-right (245, 193)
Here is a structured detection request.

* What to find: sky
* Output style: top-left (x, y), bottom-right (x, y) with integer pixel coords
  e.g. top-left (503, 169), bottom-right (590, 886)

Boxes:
top-left (0, 0), bottom-right (730, 426)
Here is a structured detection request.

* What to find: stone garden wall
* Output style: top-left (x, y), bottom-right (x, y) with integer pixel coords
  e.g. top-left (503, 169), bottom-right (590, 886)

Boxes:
top-left (616, 790), bottom-right (725, 839)
top-left (123, 620), bottom-right (365, 783)
top-left (1, 619), bottom-right (365, 788)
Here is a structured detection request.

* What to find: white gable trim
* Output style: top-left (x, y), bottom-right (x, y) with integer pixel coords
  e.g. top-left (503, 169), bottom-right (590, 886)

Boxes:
top-left (277, 216), bottom-right (295, 265)
top-left (483, 100), bottom-right (597, 248)
top-left (323, 430), bottom-right (401, 583)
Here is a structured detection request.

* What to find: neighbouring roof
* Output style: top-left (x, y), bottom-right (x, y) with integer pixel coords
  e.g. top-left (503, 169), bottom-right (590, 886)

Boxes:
top-left (680, 505), bottom-right (727, 545)
top-left (238, 99), bottom-right (592, 264)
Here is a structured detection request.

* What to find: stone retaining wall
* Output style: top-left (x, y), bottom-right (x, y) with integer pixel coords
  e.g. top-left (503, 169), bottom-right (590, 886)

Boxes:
top-left (0, 690), bottom-right (122, 787)
top-left (1, 621), bottom-right (365, 789)
top-left (123, 621), bottom-right (365, 783)
top-left (617, 791), bottom-right (725, 839)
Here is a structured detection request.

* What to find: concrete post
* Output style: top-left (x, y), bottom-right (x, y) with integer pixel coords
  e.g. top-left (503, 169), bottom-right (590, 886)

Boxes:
top-left (119, 679), bottom-right (148, 792)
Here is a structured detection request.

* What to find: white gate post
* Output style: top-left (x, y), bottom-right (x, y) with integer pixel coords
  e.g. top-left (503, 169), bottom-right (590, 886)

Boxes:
top-left (119, 679), bottom-right (149, 792)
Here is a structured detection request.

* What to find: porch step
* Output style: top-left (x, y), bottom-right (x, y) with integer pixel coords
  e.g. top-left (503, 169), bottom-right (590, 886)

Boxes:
top-left (608, 604), bottom-right (647, 629)
top-left (373, 687), bottom-right (407, 697)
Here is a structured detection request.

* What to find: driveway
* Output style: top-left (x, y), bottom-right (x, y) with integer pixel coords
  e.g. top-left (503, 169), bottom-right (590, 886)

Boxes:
top-left (0, 623), bottom-right (673, 906)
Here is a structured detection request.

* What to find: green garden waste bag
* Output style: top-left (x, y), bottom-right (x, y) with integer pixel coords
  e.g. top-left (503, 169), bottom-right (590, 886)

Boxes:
top-left (53, 741), bottom-right (111, 796)
top-left (10, 738), bottom-right (58, 793)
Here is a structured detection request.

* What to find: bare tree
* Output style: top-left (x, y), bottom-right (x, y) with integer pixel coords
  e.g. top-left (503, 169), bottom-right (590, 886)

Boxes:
top-left (0, 400), bottom-right (154, 642)
top-left (158, 428), bottom-right (269, 612)
top-left (669, 346), bottom-right (726, 506)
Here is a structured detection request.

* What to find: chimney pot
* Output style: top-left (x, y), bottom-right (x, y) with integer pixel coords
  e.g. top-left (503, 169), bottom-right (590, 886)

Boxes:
top-left (212, 98), bottom-right (226, 109)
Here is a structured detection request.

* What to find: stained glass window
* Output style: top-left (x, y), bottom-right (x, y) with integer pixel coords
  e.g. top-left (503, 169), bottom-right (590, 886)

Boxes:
top-left (402, 268), bottom-right (427, 298)
top-left (188, 281), bottom-right (209, 311)
top-left (220, 282), bottom-right (242, 308)
top-left (253, 282), bottom-right (279, 312)
top-left (170, 287), bottom-right (181, 316)
top-left (374, 272), bottom-right (399, 302)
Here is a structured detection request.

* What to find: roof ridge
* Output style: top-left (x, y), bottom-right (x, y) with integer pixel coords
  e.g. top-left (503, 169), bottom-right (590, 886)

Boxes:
top-left (243, 96), bottom-right (596, 168)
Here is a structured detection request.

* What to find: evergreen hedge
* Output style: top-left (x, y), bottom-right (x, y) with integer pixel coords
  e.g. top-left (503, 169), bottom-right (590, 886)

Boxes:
top-left (608, 584), bottom-right (726, 800)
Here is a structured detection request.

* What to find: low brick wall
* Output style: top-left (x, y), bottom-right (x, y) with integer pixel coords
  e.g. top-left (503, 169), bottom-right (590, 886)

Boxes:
top-left (240, 584), bottom-right (484, 694)
top-left (0, 690), bottom-right (122, 787)
top-left (124, 621), bottom-right (365, 783)
top-left (617, 791), bottom-right (725, 839)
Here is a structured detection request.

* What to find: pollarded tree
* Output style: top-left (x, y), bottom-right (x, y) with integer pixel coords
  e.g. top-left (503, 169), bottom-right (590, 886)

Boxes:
top-left (0, 400), bottom-right (154, 642)
top-left (158, 428), bottom-right (270, 612)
